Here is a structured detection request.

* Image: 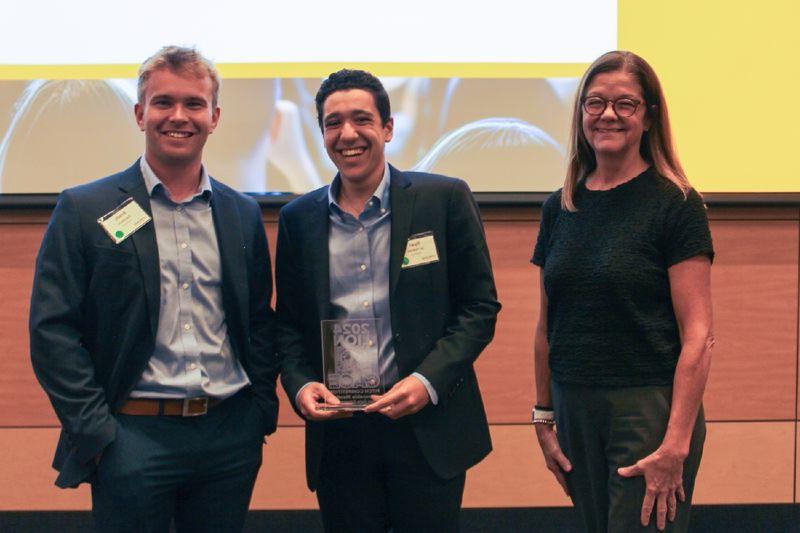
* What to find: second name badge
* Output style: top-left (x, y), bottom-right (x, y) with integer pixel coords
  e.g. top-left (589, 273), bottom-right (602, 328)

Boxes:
top-left (402, 231), bottom-right (439, 269)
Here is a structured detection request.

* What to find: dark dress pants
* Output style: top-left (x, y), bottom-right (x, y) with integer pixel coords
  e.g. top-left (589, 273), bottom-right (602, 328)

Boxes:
top-left (91, 388), bottom-right (265, 533)
top-left (316, 414), bottom-right (466, 533)
top-left (552, 382), bottom-right (705, 533)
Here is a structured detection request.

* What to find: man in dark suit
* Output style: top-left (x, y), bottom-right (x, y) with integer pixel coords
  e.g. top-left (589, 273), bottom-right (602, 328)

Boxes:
top-left (276, 69), bottom-right (500, 532)
top-left (29, 46), bottom-right (278, 532)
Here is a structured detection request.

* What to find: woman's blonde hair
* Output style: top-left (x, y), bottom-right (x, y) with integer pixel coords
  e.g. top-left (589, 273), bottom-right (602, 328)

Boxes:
top-left (562, 51), bottom-right (690, 211)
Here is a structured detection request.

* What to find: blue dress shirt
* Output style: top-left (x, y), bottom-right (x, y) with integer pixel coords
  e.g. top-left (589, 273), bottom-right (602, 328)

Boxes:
top-left (326, 163), bottom-right (438, 404)
top-left (129, 157), bottom-right (250, 399)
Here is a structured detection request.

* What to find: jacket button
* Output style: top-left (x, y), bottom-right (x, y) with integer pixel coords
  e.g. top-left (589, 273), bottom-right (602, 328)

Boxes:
top-left (394, 333), bottom-right (401, 341)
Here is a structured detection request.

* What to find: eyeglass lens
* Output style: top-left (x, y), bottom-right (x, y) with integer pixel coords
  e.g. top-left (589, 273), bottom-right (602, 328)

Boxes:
top-left (583, 97), bottom-right (639, 117)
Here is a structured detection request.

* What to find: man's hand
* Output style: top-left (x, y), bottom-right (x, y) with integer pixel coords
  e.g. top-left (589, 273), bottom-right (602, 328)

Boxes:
top-left (364, 375), bottom-right (430, 419)
top-left (534, 423), bottom-right (572, 496)
top-left (296, 382), bottom-right (352, 421)
top-left (618, 447), bottom-right (685, 531)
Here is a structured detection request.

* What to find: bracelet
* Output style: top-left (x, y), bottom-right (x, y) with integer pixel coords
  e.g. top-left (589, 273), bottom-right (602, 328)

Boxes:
top-left (531, 406), bottom-right (555, 425)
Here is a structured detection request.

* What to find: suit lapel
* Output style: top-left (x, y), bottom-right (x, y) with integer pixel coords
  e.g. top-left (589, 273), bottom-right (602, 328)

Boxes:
top-left (309, 189), bottom-right (332, 320)
top-left (389, 166), bottom-right (415, 295)
top-left (117, 161), bottom-right (160, 340)
top-left (210, 180), bottom-right (247, 344)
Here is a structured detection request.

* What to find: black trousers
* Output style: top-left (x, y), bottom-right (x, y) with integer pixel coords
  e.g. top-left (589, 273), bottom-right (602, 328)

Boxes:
top-left (90, 388), bottom-right (265, 533)
top-left (316, 414), bottom-right (466, 533)
top-left (552, 382), bottom-right (705, 533)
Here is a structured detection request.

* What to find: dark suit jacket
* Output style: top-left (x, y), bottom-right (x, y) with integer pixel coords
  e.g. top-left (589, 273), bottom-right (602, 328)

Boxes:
top-left (29, 161), bottom-right (279, 488)
top-left (276, 166), bottom-right (500, 490)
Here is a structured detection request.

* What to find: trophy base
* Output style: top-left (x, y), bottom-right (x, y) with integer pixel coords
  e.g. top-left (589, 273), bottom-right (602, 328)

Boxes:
top-left (319, 402), bottom-right (369, 412)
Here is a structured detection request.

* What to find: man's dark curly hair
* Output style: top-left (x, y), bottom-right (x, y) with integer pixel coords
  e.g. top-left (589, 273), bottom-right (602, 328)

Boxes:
top-left (315, 69), bottom-right (391, 130)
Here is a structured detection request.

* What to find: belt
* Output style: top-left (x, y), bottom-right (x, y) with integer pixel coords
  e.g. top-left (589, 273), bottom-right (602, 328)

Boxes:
top-left (118, 397), bottom-right (222, 417)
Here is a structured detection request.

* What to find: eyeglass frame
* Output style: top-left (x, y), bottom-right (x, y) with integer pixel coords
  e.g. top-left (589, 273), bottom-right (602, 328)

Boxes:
top-left (581, 96), bottom-right (643, 118)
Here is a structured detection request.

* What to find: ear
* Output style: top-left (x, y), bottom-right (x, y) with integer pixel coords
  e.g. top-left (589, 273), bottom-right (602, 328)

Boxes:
top-left (209, 106), bottom-right (221, 134)
top-left (134, 102), bottom-right (145, 131)
top-left (383, 116), bottom-right (394, 143)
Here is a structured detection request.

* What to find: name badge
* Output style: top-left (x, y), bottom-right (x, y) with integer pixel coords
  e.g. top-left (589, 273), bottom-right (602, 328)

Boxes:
top-left (402, 231), bottom-right (439, 269)
top-left (97, 198), bottom-right (151, 244)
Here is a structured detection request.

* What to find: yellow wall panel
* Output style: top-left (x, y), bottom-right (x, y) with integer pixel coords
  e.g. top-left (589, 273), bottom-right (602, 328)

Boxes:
top-left (619, 0), bottom-right (800, 191)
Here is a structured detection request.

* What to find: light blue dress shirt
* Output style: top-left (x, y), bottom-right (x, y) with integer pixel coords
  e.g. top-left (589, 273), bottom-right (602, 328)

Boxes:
top-left (129, 157), bottom-right (250, 399)
top-left (326, 163), bottom-right (438, 404)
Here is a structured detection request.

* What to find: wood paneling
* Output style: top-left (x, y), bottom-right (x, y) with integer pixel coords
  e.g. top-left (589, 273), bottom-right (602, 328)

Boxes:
top-left (796, 425), bottom-right (800, 503)
top-left (475, 222), bottom-right (539, 424)
top-left (706, 207), bottom-right (800, 221)
top-left (693, 422), bottom-right (795, 504)
top-left (467, 422), bottom-right (797, 508)
top-left (0, 224), bottom-right (55, 427)
top-left (704, 220), bottom-right (798, 421)
top-left (1, 205), bottom-right (798, 511)
top-left (464, 424), bottom-right (570, 508)
top-left (0, 427), bottom-right (314, 511)
top-left (472, 217), bottom-right (800, 424)
top-left (251, 427), bottom-right (317, 510)
top-left (2, 422), bottom-right (792, 510)
top-left (2, 213), bottom-right (798, 426)
top-left (0, 428), bottom-right (91, 510)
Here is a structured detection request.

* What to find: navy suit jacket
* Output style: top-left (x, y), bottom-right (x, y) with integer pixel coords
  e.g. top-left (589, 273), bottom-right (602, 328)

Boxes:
top-left (29, 161), bottom-right (279, 488)
top-left (276, 166), bottom-right (500, 490)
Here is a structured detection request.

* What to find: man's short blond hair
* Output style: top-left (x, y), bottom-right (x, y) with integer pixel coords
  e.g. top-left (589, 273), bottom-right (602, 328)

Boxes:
top-left (137, 46), bottom-right (220, 107)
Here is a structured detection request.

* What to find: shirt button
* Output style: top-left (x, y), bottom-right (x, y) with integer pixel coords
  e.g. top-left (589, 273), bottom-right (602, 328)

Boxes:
top-left (368, 340), bottom-right (374, 347)
top-left (362, 301), bottom-right (369, 308)
top-left (184, 323), bottom-right (191, 331)
top-left (182, 282), bottom-right (190, 290)
top-left (360, 264), bottom-right (367, 271)
top-left (180, 242), bottom-right (188, 249)
top-left (189, 362), bottom-right (197, 370)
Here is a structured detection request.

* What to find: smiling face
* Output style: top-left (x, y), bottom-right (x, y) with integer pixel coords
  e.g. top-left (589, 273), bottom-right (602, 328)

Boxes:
top-left (135, 67), bottom-right (220, 171)
top-left (321, 88), bottom-right (393, 188)
top-left (582, 70), bottom-right (650, 162)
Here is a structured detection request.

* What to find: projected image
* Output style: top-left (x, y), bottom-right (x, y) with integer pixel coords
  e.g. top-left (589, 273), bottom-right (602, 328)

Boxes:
top-left (0, 0), bottom-right (614, 193)
top-left (0, 77), bottom-right (577, 194)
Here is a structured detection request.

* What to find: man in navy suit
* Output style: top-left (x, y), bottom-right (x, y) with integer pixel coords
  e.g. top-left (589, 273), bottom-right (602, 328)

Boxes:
top-left (29, 46), bottom-right (278, 532)
top-left (276, 69), bottom-right (501, 532)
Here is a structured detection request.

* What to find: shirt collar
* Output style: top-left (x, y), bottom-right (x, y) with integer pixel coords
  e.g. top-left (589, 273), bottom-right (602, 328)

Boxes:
top-left (140, 156), bottom-right (212, 202)
top-left (328, 161), bottom-right (391, 211)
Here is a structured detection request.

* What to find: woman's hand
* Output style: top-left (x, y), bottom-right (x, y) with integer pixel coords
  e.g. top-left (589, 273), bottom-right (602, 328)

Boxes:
top-left (614, 254), bottom-right (713, 531)
top-left (534, 423), bottom-right (572, 496)
top-left (618, 446), bottom-right (685, 531)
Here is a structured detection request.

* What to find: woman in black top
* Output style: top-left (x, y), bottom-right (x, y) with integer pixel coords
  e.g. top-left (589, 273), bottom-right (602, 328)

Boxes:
top-left (531, 51), bottom-right (714, 532)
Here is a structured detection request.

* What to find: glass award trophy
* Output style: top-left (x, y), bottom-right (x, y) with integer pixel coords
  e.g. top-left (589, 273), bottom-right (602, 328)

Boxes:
top-left (320, 318), bottom-right (382, 411)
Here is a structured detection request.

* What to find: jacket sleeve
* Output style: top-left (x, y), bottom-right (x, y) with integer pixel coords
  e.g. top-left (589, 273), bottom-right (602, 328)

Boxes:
top-left (414, 179), bottom-right (501, 399)
top-left (275, 208), bottom-right (321, 413)
top-left (29, 191), bottom-right (116, 469)
top-left (245, 200), bottom-right (280, 434)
